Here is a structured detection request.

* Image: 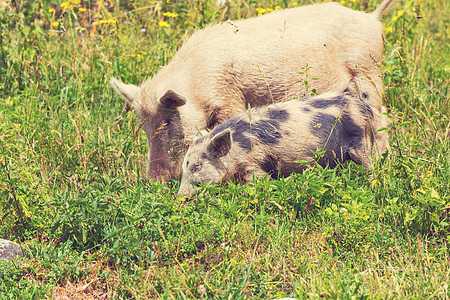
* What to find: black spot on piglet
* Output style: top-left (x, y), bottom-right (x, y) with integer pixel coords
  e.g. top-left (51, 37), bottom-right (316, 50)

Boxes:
top-left (309, 95), bottom-right (347, 109)
top-left (359, 103), bottom-right (374, 119)
top-left (267, 109), bottom-right (289, 121)
top-left (259, 154), bottom-right (279, 179)
top-left (308, 99), bottom-right (334, 109)
top-left (232, 119), bottom-right (252, 150)
top-left (210, 117), bottom-right (239, 137)
top-left (253, 120), bottom-right (282, 145)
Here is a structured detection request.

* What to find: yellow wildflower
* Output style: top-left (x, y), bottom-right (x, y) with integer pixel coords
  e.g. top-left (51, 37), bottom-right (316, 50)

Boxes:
top-left (256, 8), bottom-right (267, 16)
top-left (392, 16), bottom-right (398, 22)
top-left (48, 8), bottom-right (55, 13)
top-left (60, 2), bottom-right (74, 9)
top-left (69, 0), bottom-right (80, 4)
top-left (339, 0), bottom-right (345, 5)
top-left (292, 2), bottom-right (298, 6)
top-left (159, 20), bottom-right (169, 27)
top-left (385, 26), bottom-right (393, 33)
top-left (275, 5), bottom-right (281, 10)
top-left (163, 12), bottom-right (178, 18)
top-left (79, 7), bottom-right (87, 12)
top-left (99, 19), bottom-right (117, 24)
top-left (397, 10), bottom-right (404, 16)
top-left (267, 8), bottom-right (273, 12)
top-left (350, 0), bottom-right (356, 2)
top-left (51, 21), bottom-right (59, 27)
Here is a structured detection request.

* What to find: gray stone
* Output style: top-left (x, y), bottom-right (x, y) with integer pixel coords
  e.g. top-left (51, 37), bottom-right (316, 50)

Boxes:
top-left (0, 239), bottom-right (23, 269)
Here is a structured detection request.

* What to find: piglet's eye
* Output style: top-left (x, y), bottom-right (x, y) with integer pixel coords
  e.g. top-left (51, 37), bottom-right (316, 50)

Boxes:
top-left (192, 163), bottom-right (202, 172)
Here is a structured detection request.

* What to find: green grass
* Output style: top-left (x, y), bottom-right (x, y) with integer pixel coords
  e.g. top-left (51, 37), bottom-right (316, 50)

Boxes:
top-left (0, 0), bottom-right (448, 298)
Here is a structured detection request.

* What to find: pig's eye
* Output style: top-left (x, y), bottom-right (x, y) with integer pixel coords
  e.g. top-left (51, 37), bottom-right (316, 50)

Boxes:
top-left (192, 163), bottom-right (202, 173)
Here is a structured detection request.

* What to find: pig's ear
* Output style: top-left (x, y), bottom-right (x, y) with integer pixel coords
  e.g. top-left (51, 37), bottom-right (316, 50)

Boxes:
top-left (208, 129), bottom-right (232, 158)
top-left (110, 78), bottom-right (141, 109)
top-left (159, 90), bottom-right (187, 110)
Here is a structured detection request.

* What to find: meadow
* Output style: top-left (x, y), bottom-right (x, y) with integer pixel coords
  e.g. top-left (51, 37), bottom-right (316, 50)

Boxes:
top-left (0, 0), bottom-right (448, 298)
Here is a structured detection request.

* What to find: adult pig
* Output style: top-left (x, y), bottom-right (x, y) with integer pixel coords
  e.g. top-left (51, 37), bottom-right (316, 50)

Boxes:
top-left (178, 93), bottom-right (380, 196)
top-left (111, 0), bottom-right (397, 181)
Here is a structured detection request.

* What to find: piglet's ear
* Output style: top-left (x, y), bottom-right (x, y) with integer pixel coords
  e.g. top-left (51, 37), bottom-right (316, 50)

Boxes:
top-left (159, 90), bottom-right (187, 110)
top-left (208, 129), bottom-right (232, 158)
top-left (110, 78), bottom-right (141, 109)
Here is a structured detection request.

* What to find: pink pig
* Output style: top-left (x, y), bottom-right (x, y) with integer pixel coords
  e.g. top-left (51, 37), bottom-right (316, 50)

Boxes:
top-left (111, 0), bottom-right (396, 181)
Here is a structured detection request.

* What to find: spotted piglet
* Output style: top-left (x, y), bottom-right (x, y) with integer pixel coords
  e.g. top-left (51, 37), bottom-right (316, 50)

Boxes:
top-left (178, 93), bottom-right (382, 196)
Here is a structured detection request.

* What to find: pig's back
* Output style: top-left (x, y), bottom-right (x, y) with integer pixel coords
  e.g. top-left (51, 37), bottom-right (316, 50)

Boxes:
top-left (166, 2), bottom-right (383, 109)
